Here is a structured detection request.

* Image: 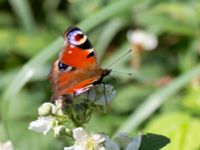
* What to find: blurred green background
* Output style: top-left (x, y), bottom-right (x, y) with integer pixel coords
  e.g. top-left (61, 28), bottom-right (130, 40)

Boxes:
top-left (0, 0), bottom-right (200, 149)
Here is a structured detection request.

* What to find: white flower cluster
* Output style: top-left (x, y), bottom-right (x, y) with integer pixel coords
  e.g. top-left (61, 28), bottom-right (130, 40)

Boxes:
top-left (28, 101), bottom-right (67, 136)
top-left (28, 84), bottom-right (116, 136)
top-left (64, 128), bottom-right (105, 150)
top-left (28, 84), bottom-right (135, 150)
top-left (29, 115), bottom-right (142, 150)
top-left (64, 128), bottom-right (142, 150)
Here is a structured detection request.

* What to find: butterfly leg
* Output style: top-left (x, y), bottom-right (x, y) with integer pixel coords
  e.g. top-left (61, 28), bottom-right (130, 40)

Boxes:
top-left (102, 83), bottom-right (108, 109)
top-left (86, 90), bottom-right (90, 102)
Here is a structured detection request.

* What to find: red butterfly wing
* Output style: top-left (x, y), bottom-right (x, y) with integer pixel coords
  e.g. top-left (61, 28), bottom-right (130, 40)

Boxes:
top-left (49, 27), bottom-right (108, 100)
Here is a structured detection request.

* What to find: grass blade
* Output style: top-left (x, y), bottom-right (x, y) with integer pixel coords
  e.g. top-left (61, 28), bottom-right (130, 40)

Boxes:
top-left (9, 0), bottom-right (37, 34)
top-left (96, 17), bottom-right (128, 59)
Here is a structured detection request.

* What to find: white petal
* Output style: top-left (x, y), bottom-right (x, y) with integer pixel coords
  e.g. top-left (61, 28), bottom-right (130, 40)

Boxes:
top-left (72, 128), bottom-right (106, 150)
top-left (64, 144), bottom-right (88, 150)
top-left (64, 146), bottom-right (75, 150)
top-left (98, 147), bottom-right (106, 150)
top-left (28, 116), bottom-right (55, 135)
top-left (73, 127), bottom-right (88, 143)
top-left (126, 135), bottom-right (142, 150)
top-left (72, 145), bottom-right (87, 150)
top-left (92, 134), bottom-right (105, 144)
top-left (53, 125), bottom-right (65, 137)
top-left (104, 136), bottom-right (120, 150)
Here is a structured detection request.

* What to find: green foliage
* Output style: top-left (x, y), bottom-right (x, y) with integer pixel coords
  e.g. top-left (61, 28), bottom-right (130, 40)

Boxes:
top-left (9, 0), bottom-right (37, 34)
top-left (144, 112), bottom-right (200, 150)
top-left (0, 0), bottom-right (200, 149)
top-left (0, 28), bottom-right (56, 57)
top-left (112, 85), bottom-right (153, 113)
top-left (182, 87), bottom-right (200, 115)
top-left (137, 2), bottom-right (200, 36)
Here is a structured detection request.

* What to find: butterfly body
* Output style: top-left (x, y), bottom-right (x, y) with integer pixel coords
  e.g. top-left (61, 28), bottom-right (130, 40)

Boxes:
top-left (49, 27), bottom-right (111, 100)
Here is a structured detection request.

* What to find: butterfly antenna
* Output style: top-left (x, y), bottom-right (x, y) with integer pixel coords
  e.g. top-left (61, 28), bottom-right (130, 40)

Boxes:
top-left (111, 70), bottom-right (133, 76)
top-left (107, 49), bottom-right (132, 69)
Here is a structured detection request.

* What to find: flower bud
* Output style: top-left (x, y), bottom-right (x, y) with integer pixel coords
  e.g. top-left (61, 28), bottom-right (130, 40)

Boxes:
top-left (38, 103), bottom-right (55, 116)
top-left (53, 99), bottom-right (65, 116)
top-left (127, 30), bottom-right (158, 51)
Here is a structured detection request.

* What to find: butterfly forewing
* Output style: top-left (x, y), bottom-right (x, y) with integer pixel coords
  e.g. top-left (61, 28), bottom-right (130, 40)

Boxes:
top-left (49, 27), bottom-right (105, 100)
top-left (59, 44), bottom-right (99, 69)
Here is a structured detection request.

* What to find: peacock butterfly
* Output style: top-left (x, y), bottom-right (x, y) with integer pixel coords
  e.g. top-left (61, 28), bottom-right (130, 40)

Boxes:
top-left (49, 26), bottom-right (111, 101)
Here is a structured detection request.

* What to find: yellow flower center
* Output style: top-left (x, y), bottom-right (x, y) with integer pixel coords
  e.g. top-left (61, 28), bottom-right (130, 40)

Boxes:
top-left (86, 138), bottom-right (95, 150)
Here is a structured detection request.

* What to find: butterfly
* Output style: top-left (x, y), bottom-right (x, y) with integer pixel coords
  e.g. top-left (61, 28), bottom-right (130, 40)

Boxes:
top-left (49, 26), bottom-right (111, 101)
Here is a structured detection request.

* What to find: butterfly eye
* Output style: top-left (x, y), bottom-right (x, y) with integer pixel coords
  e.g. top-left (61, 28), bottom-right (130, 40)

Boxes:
top-left (58, 62), bottom-right (68, 71)
top-left (68, 30), bottom-right (87, 46)
top-left (58, 62), bottom-right (75, 71)
top-left (74, 34), bottom-right (84, 41)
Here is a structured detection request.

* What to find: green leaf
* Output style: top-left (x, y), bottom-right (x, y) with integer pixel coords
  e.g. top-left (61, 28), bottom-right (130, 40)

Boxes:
top-left (9, 0), bottom-right (37, 34)
top-left (144, 112), bottom-right (200, 150)
top-left (139, 133), bottom-right (170, 150)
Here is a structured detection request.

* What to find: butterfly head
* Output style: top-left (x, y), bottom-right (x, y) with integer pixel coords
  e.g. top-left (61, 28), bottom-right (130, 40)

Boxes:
top-left (102, 69), bottom-right (112, 77)
top-left (64, 27), bottom-right (87, 46)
